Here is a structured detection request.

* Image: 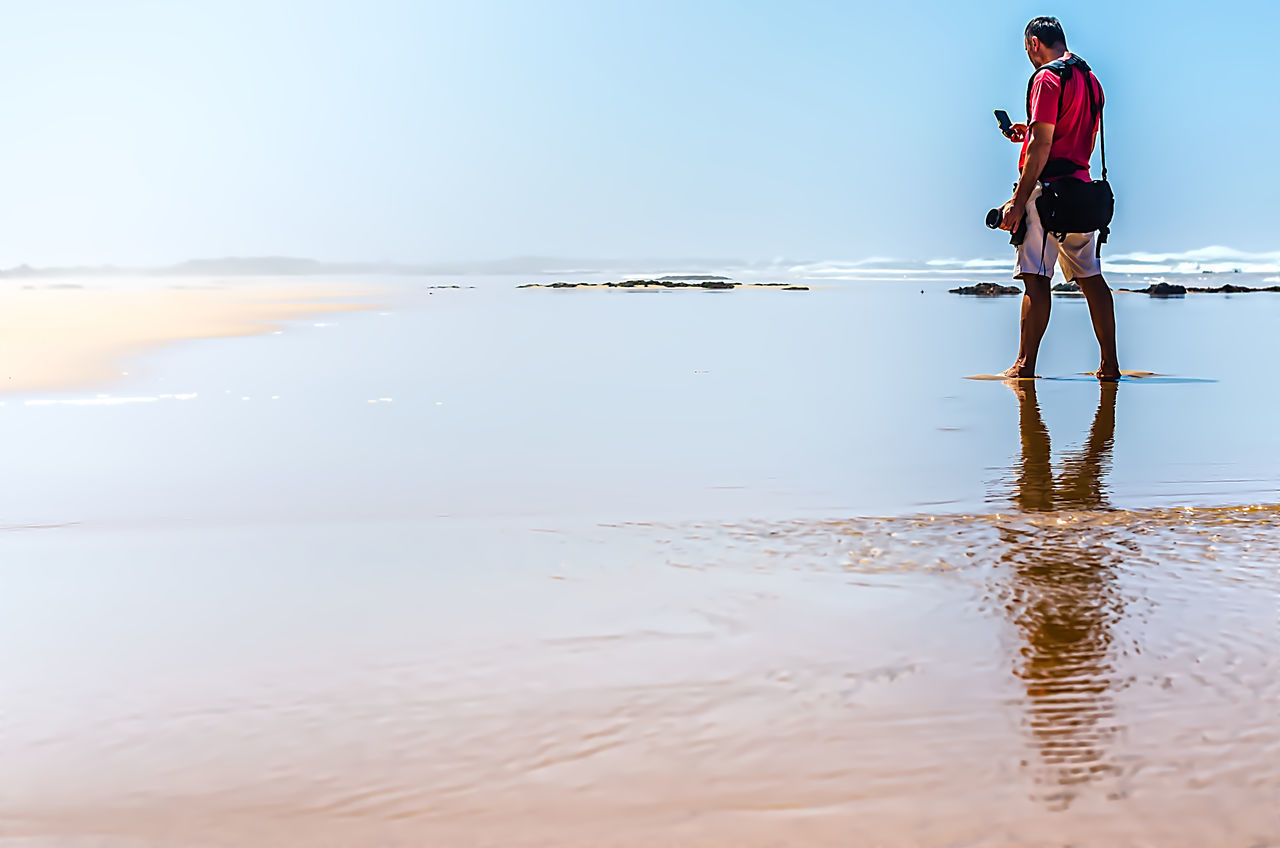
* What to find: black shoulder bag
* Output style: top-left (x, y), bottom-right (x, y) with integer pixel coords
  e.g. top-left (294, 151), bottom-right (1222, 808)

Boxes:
top-left (1030, 57), bottom-right (1114, 256)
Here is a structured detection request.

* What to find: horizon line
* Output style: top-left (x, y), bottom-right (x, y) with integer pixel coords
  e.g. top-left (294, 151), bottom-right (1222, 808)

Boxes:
top-left (2, 244), bottom-right (1278, 280)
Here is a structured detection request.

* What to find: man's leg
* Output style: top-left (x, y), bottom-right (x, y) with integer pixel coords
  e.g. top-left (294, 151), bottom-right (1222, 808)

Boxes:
top-left (1003, 274), bottom-right (1052, 379)
top-left (1076, 274), bottom-right (1120, 380)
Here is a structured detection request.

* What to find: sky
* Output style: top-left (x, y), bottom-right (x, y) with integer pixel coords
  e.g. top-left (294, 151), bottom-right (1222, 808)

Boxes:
top-left (0, 0), bottom-right (1276, 268)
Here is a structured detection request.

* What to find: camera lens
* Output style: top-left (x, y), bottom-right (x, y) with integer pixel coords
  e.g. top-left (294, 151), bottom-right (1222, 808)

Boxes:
top-left (985, 208), bottom-right (1002, 229)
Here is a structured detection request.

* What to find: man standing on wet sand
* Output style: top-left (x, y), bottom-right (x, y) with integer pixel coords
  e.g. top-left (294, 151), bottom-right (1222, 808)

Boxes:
top-left (998, 16), bottom-right (1120, 381)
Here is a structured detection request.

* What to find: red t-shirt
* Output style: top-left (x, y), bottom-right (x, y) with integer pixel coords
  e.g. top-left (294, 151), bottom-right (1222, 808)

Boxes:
top-left (1018, 55), bottom-right (1103, 183)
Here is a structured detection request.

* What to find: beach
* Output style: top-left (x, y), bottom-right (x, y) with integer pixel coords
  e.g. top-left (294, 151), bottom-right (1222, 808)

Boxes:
top-left (2, 270), bottom-right (1278, 847)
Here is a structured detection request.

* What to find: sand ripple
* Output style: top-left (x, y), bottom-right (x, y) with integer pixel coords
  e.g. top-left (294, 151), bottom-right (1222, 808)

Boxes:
top-left (4, 505), bottom-right (1278, 846)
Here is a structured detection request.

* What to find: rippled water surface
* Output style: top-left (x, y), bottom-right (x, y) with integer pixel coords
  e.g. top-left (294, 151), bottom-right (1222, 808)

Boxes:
top-left (3, 275), bottom-right (1279, 846)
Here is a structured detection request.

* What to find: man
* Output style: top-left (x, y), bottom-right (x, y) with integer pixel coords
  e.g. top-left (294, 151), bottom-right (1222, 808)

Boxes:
top-left (998, 16), bottom-right (1119, 381)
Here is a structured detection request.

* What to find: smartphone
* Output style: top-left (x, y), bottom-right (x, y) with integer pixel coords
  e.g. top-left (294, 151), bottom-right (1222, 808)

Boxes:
top-left (994, 109), bottom-right (1015, 139)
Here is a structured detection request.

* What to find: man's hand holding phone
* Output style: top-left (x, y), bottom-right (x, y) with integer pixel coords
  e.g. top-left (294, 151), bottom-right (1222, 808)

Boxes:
top-left (994, 110), bottom-right (1027, 143)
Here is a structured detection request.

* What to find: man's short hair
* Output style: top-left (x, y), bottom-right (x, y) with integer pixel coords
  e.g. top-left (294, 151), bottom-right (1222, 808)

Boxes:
top-left (1025, 16), bottom-right (1067, 48)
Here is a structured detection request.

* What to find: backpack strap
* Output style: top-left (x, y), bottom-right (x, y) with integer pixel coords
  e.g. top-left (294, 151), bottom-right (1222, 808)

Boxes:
top-left (1026, 57), bottom-right (1070, 122)
top-left (1068, 59), bottom-right (1110, 255)
top-left (1093, 76), bottom-right (1109, 255)
top-left (1026, 56), bottom-right (1091, 122)
top-left (1093, 71), bottom-right (1107, 182)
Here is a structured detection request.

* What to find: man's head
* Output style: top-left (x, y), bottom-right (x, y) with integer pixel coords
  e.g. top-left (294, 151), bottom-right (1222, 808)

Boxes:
top-left (1024, 16), bottom-right (1068, 68)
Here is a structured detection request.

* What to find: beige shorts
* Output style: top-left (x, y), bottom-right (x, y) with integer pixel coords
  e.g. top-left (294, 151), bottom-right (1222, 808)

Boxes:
top-left (1014, 183), bottom-right (1102, 281)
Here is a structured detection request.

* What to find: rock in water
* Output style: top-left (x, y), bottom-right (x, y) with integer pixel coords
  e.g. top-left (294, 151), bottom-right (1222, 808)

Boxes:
top-left (1145, 282), bottom-right (1187, 297)
top-left (1187, 283), bottom-right (1268, 293)
top-left (949, 283), bottom-right (1022, 296)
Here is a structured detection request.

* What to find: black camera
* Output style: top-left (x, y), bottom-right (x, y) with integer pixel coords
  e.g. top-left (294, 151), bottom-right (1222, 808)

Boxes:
top-left (985, 207), bottom-right (1003, 229)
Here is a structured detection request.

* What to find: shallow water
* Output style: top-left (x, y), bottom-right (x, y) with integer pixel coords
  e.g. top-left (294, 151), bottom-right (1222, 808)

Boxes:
top-left (2, 274), bottom-right (1278, 846)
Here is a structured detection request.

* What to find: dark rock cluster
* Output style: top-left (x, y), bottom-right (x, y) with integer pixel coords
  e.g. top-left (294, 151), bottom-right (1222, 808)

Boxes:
top-left (949, 283), bottom-right (1022, 296)
top-left (1139, 283), bottom-right (1187, 297)
top-left (1186, 283), bottom-right (1280, 293)
top-left (1117, 282), bottom-right (1280, 296)
top-left (517, 280), bottom-right (808, 291)
top-left (519, 280), bottom-right (734, 289)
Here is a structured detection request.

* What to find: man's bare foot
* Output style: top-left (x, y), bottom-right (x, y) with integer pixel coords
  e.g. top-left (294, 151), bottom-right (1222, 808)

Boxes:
top-left (1001, 364), bottom-right (1036, 380)
top-left (1095, 366), bottom-right (1122, 381)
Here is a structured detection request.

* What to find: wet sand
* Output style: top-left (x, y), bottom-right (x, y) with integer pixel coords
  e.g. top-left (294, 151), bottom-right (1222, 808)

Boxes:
top-left (2, 274), bottom-right (1278, 846)
top-left (0, 278), bottom-right (379, 394)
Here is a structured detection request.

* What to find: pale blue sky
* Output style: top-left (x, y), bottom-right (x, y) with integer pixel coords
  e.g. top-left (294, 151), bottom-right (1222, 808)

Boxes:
top-left (0, 0), bottom-right (1275, 267)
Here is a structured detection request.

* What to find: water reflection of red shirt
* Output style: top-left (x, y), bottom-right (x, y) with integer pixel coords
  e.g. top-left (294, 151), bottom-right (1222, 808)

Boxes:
top-left (1019, 55), bottom-right (1104, 183)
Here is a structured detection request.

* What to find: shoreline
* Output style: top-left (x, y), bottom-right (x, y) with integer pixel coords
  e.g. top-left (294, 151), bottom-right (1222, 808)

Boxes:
top-left (0, 278), bottom-right (385, 395)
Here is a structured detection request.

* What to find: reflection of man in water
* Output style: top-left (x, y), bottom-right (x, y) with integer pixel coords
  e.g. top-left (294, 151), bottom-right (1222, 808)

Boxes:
top-left (1009, 380), bottom-right (1116, 512)
top-left (1001, 381), bottom-right (1123, 806)
top-left (998, 17), bottom-right (1120, 381)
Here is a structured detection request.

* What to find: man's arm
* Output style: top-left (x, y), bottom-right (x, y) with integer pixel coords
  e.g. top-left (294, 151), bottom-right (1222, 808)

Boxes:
top-left (1014, 120), bottom-right (1055, 204)
top-left (999, 120), bottom-right (1056, 231)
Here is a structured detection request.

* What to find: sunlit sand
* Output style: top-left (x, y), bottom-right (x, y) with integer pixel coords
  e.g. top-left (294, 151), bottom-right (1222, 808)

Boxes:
top-left (0, 277), bottom-right (381, 394)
